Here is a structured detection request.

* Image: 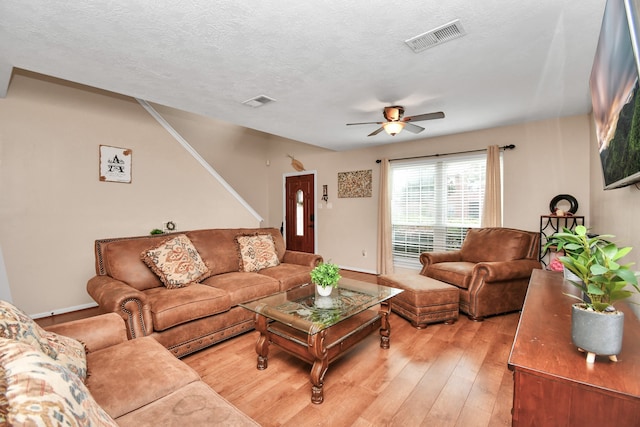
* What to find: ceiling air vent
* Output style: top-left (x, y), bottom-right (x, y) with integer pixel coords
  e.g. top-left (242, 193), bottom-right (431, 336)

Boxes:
top-left (242, 95), bottom-right (276, 108)
top-left (405, 19), bottom-right (466, 53)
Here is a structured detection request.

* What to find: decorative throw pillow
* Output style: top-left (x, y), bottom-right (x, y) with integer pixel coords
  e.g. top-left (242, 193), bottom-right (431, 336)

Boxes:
top-left (0, 300), bottom-right (88, 382)
top-left (141, 234), bottom-right (211, 289)
top-left (42, 330), bottom-right (88, 381)
top-left (236, 234), bottom-right (280, 272)
top-left (0, 338), bottom-right (117, 427)
top-left (0, 299), bottom-right (58, 358)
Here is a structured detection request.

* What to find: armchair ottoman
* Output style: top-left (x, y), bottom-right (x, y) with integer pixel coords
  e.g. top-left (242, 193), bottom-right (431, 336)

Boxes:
top-left (378, 273), bottom-right (459, 329)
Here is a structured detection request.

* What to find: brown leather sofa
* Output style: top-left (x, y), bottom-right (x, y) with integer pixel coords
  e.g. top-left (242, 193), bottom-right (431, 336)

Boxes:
top-left (87, 227), bottom-right (322, 357)
top-left (46, 313), bottom-right (258, 426)
top-left (420, 227), bottom-right (542, 321)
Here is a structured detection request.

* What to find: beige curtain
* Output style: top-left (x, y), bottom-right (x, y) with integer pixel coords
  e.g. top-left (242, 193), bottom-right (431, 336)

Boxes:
top-left (482, 145), bottom-right (502, 227)
top-left (377, 158), bottom-right (394, 275)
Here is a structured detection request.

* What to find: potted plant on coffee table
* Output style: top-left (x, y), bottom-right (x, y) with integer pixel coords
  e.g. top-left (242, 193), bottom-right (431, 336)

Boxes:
top-left (550, 225), bottom-right (640, 363)
top-left (310, 261), bottom-right (341, 297)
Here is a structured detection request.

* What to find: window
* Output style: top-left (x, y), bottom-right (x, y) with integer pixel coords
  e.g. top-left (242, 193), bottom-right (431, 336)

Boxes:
top-left (390, 153), bottom-right (490, 268)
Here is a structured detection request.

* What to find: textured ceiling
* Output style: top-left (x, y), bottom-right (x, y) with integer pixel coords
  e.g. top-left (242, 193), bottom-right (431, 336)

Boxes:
top-left (0, 0), bottom-right (607, 151)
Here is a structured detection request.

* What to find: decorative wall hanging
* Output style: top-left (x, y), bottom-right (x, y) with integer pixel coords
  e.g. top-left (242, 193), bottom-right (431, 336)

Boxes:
top-left (338, 169), bottom-right (372, 198)
top-left (287, 154), bottom-right (305, 171)
top-left (99, 145), bottom-right (132, 183)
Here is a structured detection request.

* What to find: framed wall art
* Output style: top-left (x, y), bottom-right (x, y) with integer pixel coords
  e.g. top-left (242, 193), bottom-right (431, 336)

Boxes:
top-left (337, 169), bottom-right (372, 198)
top-left (99, 145), bottom-right (132, 183)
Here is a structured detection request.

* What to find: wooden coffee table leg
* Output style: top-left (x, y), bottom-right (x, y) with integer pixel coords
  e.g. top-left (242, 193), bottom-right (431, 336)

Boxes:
top-left (308, 329), bottom-right (328, 404)
top-left (254, 314), bottom-right (269, 370)
top-left (379, 301), bottom-right (391, 349)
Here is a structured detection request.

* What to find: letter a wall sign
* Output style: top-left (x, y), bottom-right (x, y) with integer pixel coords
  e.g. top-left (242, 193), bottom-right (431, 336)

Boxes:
top-left (99, 145), bottom-right (132, 183)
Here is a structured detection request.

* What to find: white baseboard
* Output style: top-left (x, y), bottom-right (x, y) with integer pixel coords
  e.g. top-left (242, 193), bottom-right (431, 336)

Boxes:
top-left (30, 302), bottom-right (99, 319)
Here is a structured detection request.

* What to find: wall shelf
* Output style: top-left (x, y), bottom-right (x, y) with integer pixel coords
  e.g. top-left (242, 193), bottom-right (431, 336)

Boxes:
top-left (539, 215), bottom-right (585, 267)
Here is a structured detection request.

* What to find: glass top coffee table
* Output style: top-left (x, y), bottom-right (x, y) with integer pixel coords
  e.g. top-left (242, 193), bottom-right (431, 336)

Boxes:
top-left (239, 278), bottom-right (402, 404)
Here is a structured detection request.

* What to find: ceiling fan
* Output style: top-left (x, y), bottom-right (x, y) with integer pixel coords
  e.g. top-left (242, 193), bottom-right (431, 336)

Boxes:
top-left (346, 106), bottom-right (445, 137)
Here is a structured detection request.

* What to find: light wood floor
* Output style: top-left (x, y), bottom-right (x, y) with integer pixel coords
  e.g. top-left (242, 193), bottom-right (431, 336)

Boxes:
top-left (35, 270), bottom-right (519, 426)
top-left (184, 270), bottom-right (519, 427)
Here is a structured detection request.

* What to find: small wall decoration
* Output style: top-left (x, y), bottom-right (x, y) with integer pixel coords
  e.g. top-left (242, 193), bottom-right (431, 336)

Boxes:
top-left (99, 145), bottom-right (132, 183)
top-left (338, 169), bottom-right (372, 198)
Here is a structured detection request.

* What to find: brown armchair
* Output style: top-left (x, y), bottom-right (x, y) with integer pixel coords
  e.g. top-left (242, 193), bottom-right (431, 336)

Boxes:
top-left (420, 227), bottom-right (542, 321)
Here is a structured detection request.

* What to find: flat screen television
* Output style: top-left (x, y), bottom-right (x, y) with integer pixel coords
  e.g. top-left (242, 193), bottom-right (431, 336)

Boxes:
top-left (590, 0), bottom-right (640, 190)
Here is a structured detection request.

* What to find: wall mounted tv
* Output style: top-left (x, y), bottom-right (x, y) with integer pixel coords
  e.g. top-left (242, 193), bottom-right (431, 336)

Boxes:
top-left (590, 0), bottom-right (640, 189)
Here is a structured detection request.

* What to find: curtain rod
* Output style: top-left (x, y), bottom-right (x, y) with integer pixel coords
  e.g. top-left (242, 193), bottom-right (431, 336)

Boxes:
top-left (375, 144), bottom-right (516, 163)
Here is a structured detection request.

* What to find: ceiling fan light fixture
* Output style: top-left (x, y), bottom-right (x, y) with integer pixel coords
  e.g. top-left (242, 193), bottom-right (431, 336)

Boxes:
top-left (383, 121), bottom-right (405, 136)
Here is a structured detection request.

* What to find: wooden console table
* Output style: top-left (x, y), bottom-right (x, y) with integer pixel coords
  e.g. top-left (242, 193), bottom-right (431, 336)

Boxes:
top-left (508, 269), bottom-right (640, 426)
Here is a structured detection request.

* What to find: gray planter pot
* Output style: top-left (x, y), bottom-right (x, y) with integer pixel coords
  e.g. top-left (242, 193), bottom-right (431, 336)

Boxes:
top-left (571, 303), bottom-right (624, 362)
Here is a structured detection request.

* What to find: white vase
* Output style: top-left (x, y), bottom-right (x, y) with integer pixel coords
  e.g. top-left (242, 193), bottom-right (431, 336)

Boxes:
top-left (316, 284), bottom-right (333, 297)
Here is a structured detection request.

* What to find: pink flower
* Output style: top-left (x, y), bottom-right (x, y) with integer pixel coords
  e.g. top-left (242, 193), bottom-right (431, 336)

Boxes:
top-left (549, 258), bottom-right (564, 272)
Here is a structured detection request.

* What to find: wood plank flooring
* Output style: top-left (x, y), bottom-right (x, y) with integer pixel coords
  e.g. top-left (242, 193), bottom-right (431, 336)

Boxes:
top-left (35, 270), bottom-right (519, 426)
top-left (184, 270), bottom-right (519, 427)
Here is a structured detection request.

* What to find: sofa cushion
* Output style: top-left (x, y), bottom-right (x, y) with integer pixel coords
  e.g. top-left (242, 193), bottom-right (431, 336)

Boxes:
top-left (203, 272), bottom-right (280, 305)
top-left (115, 381), bottom-right (259, 427)
top-left (144, 284), bottom-right (231, 331)
top-left (0, 338), bottom-right (117, 426)
top-left (99, 236), bottom-right (166, 291)
top-left (460, 228), bottom-right (529, 263)
top-left (86, 336), bottom-right (200, 419)
top-left (258, 263), bottom-right (313, 291)
top-left (426, 262), bottom-right (475, 289)
top-left (0, 300), bottom-right (87, 381)
top-left (142, 234), bottom-right (212, 289)
top-left (235, 234), bottom-right (280, 272)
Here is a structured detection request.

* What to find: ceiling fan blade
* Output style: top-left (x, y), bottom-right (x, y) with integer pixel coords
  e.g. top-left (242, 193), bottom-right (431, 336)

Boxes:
top-left (368, 127), bottom-right (385, 137)
top-left (404, 123), bottom-right (425, 134)
top-left (403, 111), bottom-right (445, 122)
top-left (346, 121), bottom-right (383, 126)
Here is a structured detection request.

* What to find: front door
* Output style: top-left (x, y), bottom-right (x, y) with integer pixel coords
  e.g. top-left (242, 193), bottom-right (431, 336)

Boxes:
top-left (285, 174), bottom-right (315, 253)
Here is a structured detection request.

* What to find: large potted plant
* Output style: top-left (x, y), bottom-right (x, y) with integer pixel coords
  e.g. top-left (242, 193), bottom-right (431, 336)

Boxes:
top-left (548, 225), bottom-right (639, 363)
top-left (310, 261), bottom-right (341, 297)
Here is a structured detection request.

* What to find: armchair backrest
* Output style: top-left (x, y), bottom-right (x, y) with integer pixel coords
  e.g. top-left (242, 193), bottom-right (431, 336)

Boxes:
top-left (460, 227), bottom-right (539, 263)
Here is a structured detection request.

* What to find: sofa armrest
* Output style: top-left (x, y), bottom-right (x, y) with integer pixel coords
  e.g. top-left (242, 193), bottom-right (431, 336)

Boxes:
top-left (419, 251), bottom-right (463, 274)
top-left (472, 259), bottom-right (542, 282)
top-left (45, 313), bottom-right (128, 352)
top-left (282, 250), bottom-right (323, 267)
top-left (86, 275), bottom-right (153, 339)
top-left (420, 251), bottom-right (463, 266)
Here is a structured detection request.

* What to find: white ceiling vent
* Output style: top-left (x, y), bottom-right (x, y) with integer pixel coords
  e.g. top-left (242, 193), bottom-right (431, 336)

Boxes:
top-left (242, 95), bottom-right (276, 108)
top-left (405, 19), bottom-right (466, 53)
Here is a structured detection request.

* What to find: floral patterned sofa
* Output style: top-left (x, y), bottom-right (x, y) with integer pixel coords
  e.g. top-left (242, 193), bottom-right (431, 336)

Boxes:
top-left (87, 227), bottom-right (322, 357)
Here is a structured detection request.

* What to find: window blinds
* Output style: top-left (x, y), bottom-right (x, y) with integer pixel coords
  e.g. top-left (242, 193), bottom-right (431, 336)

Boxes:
top-left (390, 153), bottom-right (486, 267)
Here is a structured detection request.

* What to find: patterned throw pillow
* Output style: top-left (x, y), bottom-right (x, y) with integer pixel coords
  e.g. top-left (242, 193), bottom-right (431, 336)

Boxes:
top-left (42, 331), bottom-right (88, 380)
top-left (0, 300), bottom-right (88, 382)
top-left (0, 300), bottom-right (55, 357)
top-left (141, 234), bottom-right (211, 289)
top-left (236, 234), bottom-right (280, 272)
top-left (0, 338), bottom-right (117, 427)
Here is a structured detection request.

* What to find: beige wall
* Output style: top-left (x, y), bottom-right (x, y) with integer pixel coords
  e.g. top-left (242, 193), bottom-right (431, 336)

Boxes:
top-left (150, 104), bottom-right (274, 225)
top-left (589, 116), bottom-right (640, 267)
top-left (262, 114), bottom-right (592, 272)
top-left (4, 70), bottom-right (635, 315)
top-left (0, 71), bottom-right (259, 316)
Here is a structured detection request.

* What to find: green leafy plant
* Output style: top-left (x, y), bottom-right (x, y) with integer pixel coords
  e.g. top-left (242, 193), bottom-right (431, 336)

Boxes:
top-left (550, 225), bottom-right (639, 312)
top-left (310, 261), bottom-right (341, 289)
